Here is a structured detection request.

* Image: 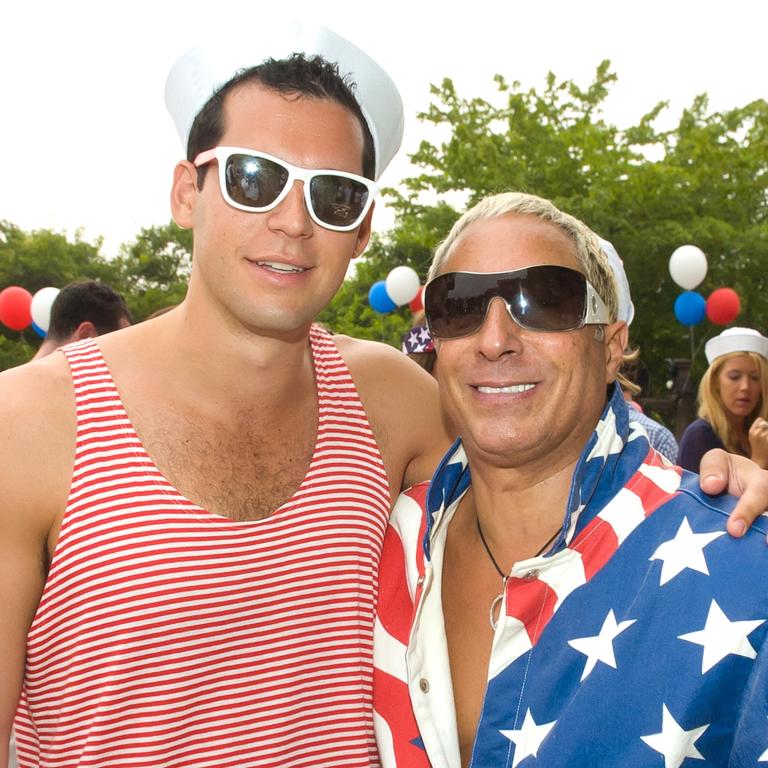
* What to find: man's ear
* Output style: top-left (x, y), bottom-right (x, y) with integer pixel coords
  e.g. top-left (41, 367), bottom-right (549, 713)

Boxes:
top-left (73, 321), bottom-right (98, 341)
top-left (603, 321), bottom-right (629, 384)
top-left (352, 201), bottom-right (375, 259)
top-left (170, 160), bottom-right (198, 229)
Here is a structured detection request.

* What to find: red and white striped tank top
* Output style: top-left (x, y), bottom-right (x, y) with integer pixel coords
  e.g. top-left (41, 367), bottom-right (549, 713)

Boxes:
top-left (15, 326), bottom-right (391, 768)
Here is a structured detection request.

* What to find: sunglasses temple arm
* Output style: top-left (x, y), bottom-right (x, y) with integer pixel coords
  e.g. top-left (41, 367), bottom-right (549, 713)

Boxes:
top-left (585, 282), bottom-right (611, 325)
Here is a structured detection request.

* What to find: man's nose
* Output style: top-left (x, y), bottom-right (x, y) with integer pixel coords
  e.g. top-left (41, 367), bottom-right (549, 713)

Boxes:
top-left (476, 296), bottom-right (525, 360)
top-left (265, 180), bottom-right (313, 237)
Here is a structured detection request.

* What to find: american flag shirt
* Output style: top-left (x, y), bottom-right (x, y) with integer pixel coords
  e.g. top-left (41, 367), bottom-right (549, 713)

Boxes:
top-left (373, 385), bottom-right (768, 767)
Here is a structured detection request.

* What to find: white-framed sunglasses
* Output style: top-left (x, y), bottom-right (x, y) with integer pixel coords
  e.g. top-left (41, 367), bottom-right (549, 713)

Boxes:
top-left (193, 146), bottom-right (378, 232)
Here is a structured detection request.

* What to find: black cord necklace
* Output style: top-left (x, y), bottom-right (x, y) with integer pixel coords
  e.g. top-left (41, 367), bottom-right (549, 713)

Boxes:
top-left (476, 515), bottom-right (561, 630)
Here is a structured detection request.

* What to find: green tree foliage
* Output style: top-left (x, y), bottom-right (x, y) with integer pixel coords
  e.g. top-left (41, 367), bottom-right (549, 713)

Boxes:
top-left (111, 221), bottom-right (191, 320)
top-left (317, 234), bottom-right (412, 342)
top-left (318, 203), bottom-right (461, 346)
top-left (327, 62), bottom-right (768, 389)
top-left (0, 221), bottom-right (117, 291)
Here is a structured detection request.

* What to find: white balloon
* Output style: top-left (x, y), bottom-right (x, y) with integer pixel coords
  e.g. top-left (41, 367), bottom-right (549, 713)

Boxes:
top-left (385, 265), bottom-right (421, 306)
top-left (30, 286), bottom-right (60, 332)
top-left (669, 244), bottom-right (707, 290)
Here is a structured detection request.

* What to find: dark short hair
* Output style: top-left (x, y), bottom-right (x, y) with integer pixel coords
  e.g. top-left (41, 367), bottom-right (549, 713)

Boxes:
top-left (47, 280), bottom-right (132, 342)
top-left (187, 53), bottom-right (376, 186)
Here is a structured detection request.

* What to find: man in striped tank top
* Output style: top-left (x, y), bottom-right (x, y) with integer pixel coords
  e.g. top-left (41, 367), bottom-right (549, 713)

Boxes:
top-left (0, 20), bottom-right (766, 768)
top-left (0, 21), bottom-right (450, 768)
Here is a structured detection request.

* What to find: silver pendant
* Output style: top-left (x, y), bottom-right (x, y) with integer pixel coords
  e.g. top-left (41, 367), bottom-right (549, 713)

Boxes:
top-left (489, 578), bottom-right (507, 630)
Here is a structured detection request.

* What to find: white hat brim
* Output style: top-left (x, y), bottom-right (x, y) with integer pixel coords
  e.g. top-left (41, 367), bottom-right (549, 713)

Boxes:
top-left (165, 21), bottom-right (403, 180)
top-left (705, 327), bottom-right (768, 364)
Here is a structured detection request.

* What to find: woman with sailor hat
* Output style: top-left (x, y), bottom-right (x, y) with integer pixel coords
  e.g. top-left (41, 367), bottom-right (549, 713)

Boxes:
top-left (679, 327), bottom-right (768, 472)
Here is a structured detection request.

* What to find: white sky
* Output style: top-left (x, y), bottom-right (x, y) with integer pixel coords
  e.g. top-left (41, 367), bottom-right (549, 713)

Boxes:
top-left (1, 0), bottom-right (765, 258)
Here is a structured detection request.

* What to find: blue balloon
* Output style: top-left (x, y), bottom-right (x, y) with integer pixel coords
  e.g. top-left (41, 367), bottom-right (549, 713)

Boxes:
top-left (368, 280), bottom-right (397, 313)
top-left (31, 321), bottom-right (46, 338)
top-left (674, 291), bottom-right (706, 326)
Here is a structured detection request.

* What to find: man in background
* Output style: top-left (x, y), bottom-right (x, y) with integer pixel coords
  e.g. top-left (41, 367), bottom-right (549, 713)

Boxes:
top-left (32, 279), bottom-right (132, 359)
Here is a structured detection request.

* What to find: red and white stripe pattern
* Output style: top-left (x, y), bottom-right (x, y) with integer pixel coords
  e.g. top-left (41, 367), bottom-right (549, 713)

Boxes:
top-left (15, 326), bottom-right (390, 768)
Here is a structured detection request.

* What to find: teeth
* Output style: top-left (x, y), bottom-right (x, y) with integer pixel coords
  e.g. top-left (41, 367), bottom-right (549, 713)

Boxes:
top-left (478, 383), bottom-right (535, 394)
top-left (257, 261), bottom-right (306, 273)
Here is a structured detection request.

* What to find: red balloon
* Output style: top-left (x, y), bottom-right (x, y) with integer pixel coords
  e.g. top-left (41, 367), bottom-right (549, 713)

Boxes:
top-left (0, 286), bottom-right (33, 330)
top-left (409, 285), bottom-right (424, 313)
top-left (706, 287), bottom-right (741, 325)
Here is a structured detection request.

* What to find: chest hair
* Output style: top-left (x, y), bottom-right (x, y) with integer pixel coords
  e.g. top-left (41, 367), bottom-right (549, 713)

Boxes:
top-left (137, 400), bottom-right (318, 522)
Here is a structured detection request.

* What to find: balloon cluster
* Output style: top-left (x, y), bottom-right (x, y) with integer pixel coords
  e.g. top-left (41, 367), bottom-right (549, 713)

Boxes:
top-left (368, 266), bottom-right (424, 314)
top-left (0, 286), bottom-right (60, 337)
top-left (669, 245), bottom-right (740, 327)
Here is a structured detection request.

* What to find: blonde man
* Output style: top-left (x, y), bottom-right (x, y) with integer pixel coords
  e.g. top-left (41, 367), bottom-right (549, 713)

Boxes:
top-left (374, 192), bottom-right (768, 767)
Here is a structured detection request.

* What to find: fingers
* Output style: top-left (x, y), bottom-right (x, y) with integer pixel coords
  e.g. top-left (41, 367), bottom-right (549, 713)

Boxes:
top-left (698, 449), bottom-right (768, 538)
top-left (749, 418), bottom-right (768, 469)
top-left (698, 449), bottom-right (734, 498)
top-left (728, 475), bottom-right (768, 538)
top-left (749, 417), bottom-right (768, 445)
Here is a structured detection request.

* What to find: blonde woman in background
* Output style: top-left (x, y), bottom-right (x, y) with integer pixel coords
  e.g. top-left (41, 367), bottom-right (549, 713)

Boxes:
top-left (679, 327), bottom-right (768, 471)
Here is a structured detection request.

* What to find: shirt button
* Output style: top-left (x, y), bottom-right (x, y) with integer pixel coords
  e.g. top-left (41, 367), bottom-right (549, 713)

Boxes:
top-left (524, 569), bottom-right (539, 580)
top-left (419, 678), bottom-right (430, 693)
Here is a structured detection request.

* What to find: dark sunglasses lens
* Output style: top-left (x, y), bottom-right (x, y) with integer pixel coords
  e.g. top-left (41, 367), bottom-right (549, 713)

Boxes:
top-left (224, 154), bottom-right (289, 208)
top-left (426, 267), bottom-right (589, 338)
top-left (425, 273), bottom-right (489, 339)
top-left (508, 267), bottom-right (587, 330)
top-left (309, 175), bottom-right (370, 227)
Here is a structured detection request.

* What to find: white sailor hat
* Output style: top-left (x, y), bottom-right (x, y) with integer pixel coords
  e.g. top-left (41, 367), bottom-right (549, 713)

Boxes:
top-left (164, 20), bottom-right (404, 180)
top-left (598, 237), bottom-right (634, 325)
top-left (705, 327), bottom-right (768, 365)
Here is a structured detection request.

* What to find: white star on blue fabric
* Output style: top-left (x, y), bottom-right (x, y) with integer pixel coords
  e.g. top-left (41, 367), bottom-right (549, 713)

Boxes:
top-left (418, 326), bottom-right (431, 343)
top-left (641, 704), bottom-right (708, 768)
top-left (500, 709), bottom-right (556, 767)
top-left (649, 517), bottom-right (725, 586)
top-left (567, 609), bottom-right (636, 681)
top-left (678, 599), bottom-right (765, 673)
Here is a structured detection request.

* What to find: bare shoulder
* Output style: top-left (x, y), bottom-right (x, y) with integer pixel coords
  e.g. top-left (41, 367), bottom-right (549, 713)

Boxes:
top-left (332, 334), bottom-right (453, 493)
top-left (0, 351), bottom-right (74, 429)
top-left (0, 353), bottom-right (76, 534)
top-left (333, 334), bottom-right (422, 379)
top-left (332, 334), bottom-right (435, 413)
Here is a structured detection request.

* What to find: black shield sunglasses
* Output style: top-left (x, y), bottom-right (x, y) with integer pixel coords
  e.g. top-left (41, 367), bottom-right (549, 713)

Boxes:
top-left (424, 264), bottom-right (610, 340)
